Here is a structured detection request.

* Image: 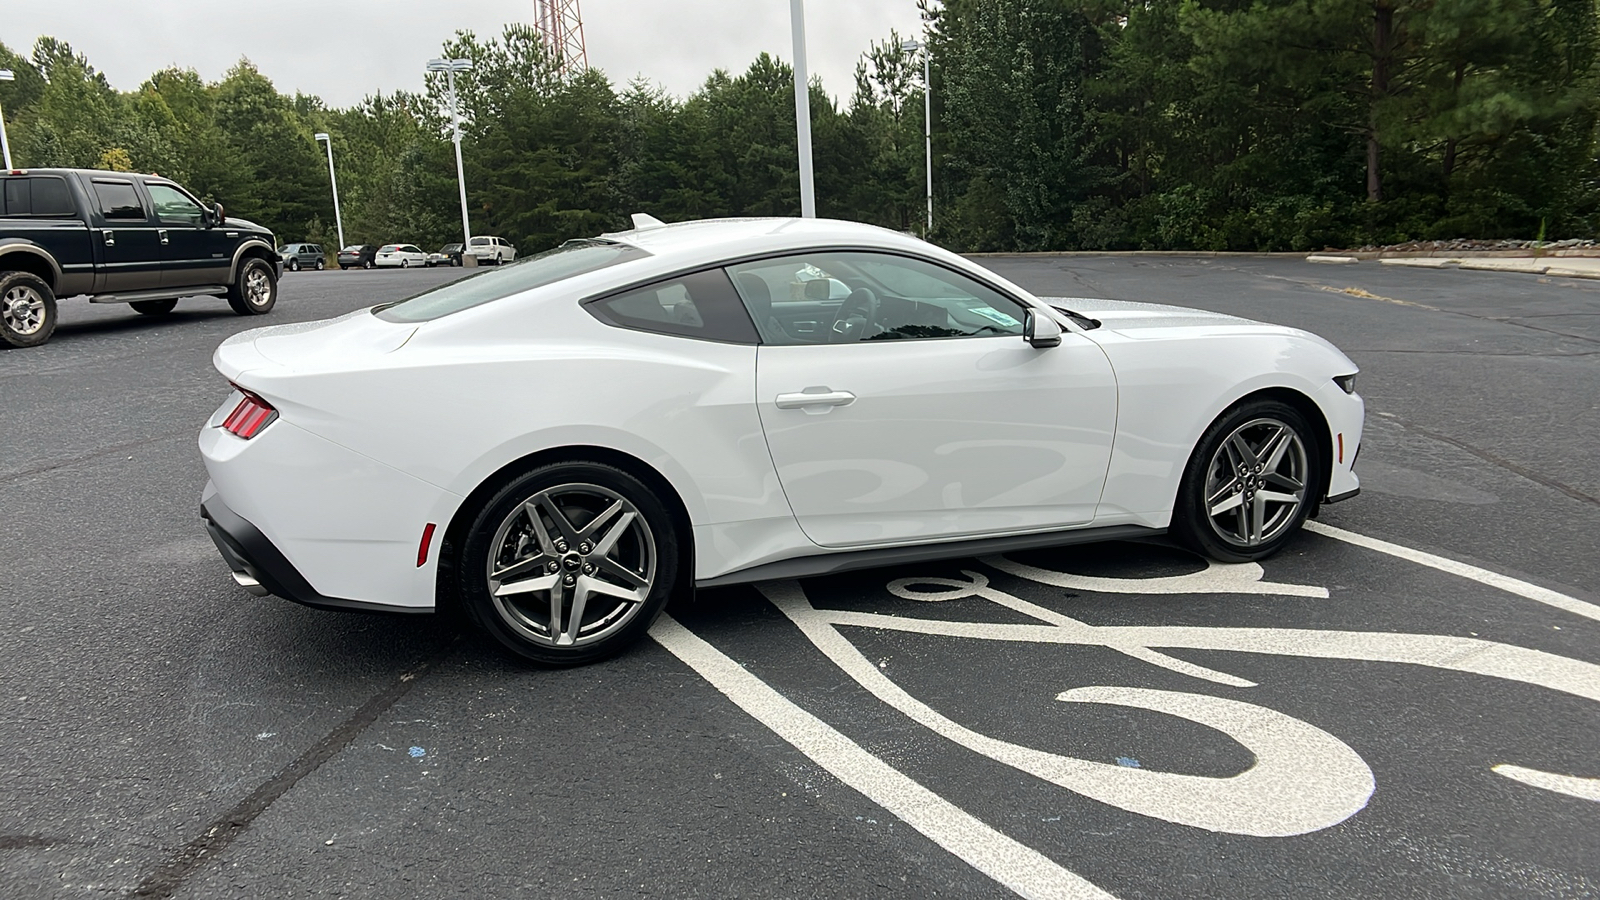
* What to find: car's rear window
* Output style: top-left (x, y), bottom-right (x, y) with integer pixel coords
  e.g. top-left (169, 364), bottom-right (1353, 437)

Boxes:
top-left (374, 239), bottom-right (650, 323)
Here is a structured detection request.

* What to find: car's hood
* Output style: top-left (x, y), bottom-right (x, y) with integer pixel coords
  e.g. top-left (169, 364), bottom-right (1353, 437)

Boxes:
top-left (214, 308), bottom-right (416, 379)
top-left (224, 216), bottom-right (271, 235)
top-left (1042, 296), bottom-right (1258, 333)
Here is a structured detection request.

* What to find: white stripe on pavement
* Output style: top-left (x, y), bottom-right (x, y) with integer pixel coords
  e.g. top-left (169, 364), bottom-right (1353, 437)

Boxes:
top-left (649, 614), bottom-right (1118, 900)
top-left (1304, 521), bottom-right (1600, 623)
top-left (1491, 765), bottom-right (1600, 803)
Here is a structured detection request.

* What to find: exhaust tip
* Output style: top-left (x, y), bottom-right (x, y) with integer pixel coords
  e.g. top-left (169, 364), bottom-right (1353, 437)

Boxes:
top-left (230, 570), bottom-right (271, 597)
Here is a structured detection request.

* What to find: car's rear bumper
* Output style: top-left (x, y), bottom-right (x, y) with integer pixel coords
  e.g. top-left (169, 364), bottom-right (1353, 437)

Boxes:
top-left (201, 482), bottom-right (426, 614)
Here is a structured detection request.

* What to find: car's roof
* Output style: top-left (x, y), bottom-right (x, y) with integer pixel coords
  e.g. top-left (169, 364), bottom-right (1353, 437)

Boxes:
top-left (600, 216), bottom-right (928, 262)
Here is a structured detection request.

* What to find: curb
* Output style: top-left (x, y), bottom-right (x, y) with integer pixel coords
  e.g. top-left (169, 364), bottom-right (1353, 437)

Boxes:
top-left (1368, 256), bottom-right (1600, 280)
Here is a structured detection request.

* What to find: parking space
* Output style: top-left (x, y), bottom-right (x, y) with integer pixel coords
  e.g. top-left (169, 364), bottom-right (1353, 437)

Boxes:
top-left (1, 258), bottom-right (1595, 898)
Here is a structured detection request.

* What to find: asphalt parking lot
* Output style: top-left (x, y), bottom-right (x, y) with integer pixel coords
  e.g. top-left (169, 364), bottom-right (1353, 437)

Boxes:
top-left (1, 257), bottom-right (1596, 899)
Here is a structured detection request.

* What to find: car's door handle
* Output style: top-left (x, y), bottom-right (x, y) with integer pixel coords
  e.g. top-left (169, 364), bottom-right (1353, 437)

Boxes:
top-left (158, 229), bottom-right (169, 245)
top-left (104, 230), bottom-right (115, 247)
top-left (775, 389), bottom-right (856, 409)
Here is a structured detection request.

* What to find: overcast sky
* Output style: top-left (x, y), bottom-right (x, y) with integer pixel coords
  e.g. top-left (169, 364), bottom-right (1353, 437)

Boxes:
top-left (3, 0), bottom-right (925, 106)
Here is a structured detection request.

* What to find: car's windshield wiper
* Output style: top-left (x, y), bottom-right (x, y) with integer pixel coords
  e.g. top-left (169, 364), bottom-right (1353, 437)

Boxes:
top-left (1050, 305), bottom-right (1101, 330)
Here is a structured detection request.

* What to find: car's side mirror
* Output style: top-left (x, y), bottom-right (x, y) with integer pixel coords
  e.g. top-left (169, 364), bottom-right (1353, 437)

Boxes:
top-left (1024, 309), bottom-right (1062, 348)
top-left (208, 202), bottom-right (226, 228)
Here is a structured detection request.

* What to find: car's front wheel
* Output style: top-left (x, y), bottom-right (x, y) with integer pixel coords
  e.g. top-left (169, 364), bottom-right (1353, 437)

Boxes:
top-left (456, 461), bottom-right (680, 667)
top-left (1171, 399), bottom-right (1319, 563)
top-left (227, 258), bottom-right (278, 316)
top-left (314, 258), bottom-right (325, 270)
top-left (287, 259), bottom-right (300, 271)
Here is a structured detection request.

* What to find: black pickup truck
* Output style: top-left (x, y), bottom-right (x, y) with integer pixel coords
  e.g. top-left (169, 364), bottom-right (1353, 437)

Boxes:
top-left (0, 168), bottom-right (282, 348)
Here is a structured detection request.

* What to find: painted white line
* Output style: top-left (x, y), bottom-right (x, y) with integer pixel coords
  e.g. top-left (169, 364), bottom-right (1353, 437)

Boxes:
top-left (1304, 521), bottom-right (1600, 624)
top-left (649, 614), bottom-right (1117, 900)
top-left (1491, 765), bottom-right (1600, 803)
top-left (766, 582), bottom-right (1374, 837)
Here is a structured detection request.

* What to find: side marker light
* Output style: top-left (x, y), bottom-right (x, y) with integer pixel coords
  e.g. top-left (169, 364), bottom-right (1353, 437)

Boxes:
top-left (417, 523), bottom-right (437, 567)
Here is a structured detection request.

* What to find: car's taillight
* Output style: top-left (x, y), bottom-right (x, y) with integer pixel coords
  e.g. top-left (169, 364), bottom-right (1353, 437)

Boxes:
top-left (221, 389), bottom-right (278, 439)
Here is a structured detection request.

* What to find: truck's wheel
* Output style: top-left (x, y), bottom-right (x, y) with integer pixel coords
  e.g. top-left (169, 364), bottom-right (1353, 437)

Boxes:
top-left (227, 258), bottom-right (278, 316)
top-left (0, 271), bottom-right (58, 349)
top-left (131, 299), bottom-right (178, 316)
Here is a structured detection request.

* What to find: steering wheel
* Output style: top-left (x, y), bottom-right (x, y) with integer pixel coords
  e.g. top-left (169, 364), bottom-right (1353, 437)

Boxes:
top-left (829, 287), bottom-right (879, 343)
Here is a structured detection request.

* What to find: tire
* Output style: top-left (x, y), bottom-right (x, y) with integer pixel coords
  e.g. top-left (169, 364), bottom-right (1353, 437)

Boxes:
top-left (455, 461), bottom-right (680, 667)
top-left (287, 258), bottom-right (300, 272)
top-left (227, 258), bottom-right (278, 316)
top-left (1170, 398), bottom-right (1320, 563)
top-left (0, 271), bottom-right (57, 349)
top-left (401, 259), bottom-right (409, 268)
top-left (314, 258), bottom-right (325, 271)
top-left (339, 264), bottom-right (348, 270)
top-left (364, 260), bottom-right (373, 269)
top-left (130, 299), bottom-right (178, 316)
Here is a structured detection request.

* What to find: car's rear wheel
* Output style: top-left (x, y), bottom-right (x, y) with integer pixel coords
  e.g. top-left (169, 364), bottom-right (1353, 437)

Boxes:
top-left (227, 258), bottom-right (278, 316)
top-left (1171, 399), bottom-right (1319, 563)
top-left (0, 272), bottom-right (57, 349)
top-left (457, 461), bottom-right (679, 667)
top-left (130, 299), bottom-right (178, 316)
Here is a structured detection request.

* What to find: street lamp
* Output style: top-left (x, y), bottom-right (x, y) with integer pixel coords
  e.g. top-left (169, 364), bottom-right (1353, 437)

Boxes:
top-left (0, 69), bottom-right (15, 170)
top-left (899, 40), bottom-right (932, 236)
top-left (313, 132), bottom-right (345, 251)
top-left (426, 57), bottom-right (474, 250)
top-left (789, 0), bottom-right (815, 217)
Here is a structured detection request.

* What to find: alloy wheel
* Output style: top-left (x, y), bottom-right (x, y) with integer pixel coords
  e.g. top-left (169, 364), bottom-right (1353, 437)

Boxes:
top-left (245, 267), bottom-right (272, 307)
top-left (485, 483), bottom-right (657, 648)
top-left (1202, 417), bottom-right (1308, 548)
top-left (2, 284), bottom-right (47, 336)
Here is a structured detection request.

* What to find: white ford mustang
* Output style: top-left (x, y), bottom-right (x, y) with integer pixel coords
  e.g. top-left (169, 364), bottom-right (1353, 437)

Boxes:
top-left (199, 217), bottom-right (1362, 665)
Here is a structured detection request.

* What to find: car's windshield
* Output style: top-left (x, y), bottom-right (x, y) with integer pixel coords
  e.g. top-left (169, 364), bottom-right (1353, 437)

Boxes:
top-left (374, 239), bottom-right (650, 323)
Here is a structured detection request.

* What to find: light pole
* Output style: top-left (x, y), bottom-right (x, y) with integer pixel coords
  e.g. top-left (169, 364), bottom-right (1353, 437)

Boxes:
top-left (789, 0), bottom-right (815, 217)
top-left (0, 69), bottom-right (15, 170)
top-left (426, 57), bottom-right (474, 249)
top-left (313, 132), bottom-right (345, 251)
top-left (899, 40), bottom-right (932, 236)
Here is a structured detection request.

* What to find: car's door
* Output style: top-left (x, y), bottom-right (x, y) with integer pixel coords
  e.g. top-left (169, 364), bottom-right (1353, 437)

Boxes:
top-left (88, 178), bottom-right (163, 292)
top-left (146, 181), bottom-right (230, 288)
top-left (730, 250), bottom-right (1119, 549)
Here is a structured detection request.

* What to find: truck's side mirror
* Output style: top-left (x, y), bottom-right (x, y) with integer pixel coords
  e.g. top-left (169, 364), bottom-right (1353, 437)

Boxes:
top-left (1024, 309), bottom-right (1062, 348)
top-left (207, 202), bottom-right (226, 228)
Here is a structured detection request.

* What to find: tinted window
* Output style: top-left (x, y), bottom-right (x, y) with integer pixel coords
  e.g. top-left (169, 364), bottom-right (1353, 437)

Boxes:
top-left (585, 268), bottom-right (759, 344)
top-left (146, 183), bottom-right (203, 224)
top-left (726, 251), bottom-right (1029, 345)
top-left (376, 239), bottom-right (650, 323)
top-left (93, 181), bottom-right (146, 221)
top-left (1, 176), bottom-right (76, 217)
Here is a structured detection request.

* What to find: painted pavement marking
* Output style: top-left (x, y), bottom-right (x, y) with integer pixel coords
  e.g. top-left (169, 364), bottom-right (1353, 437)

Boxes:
top-left (1305, 520), bottom-right (1600, 623)
top-left (649, 614), bottom-right (1117, 900)
top-left (656, 524), bottom-right (1600, 898)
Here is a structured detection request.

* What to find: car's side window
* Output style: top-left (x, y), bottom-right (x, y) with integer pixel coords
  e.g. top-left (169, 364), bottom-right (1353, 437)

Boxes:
top-left (1, 176), bottom-right (76, 218)
top-left (725, 251), bottom-right (1031, 346)
top-left (93, 181), bottom-right (147, 221)
top-left (585, 268), bottom-right (759, 344)
top-left (146, 183), bottom-right (204, 225)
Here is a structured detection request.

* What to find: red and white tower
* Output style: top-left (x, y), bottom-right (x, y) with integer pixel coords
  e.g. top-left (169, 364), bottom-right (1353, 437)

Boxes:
top-left (533, 0), bottom-right (588, 76)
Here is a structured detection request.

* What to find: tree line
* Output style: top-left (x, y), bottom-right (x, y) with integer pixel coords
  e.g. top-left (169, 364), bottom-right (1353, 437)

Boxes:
top-left (1, 0), bottom-right (1595, 255)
